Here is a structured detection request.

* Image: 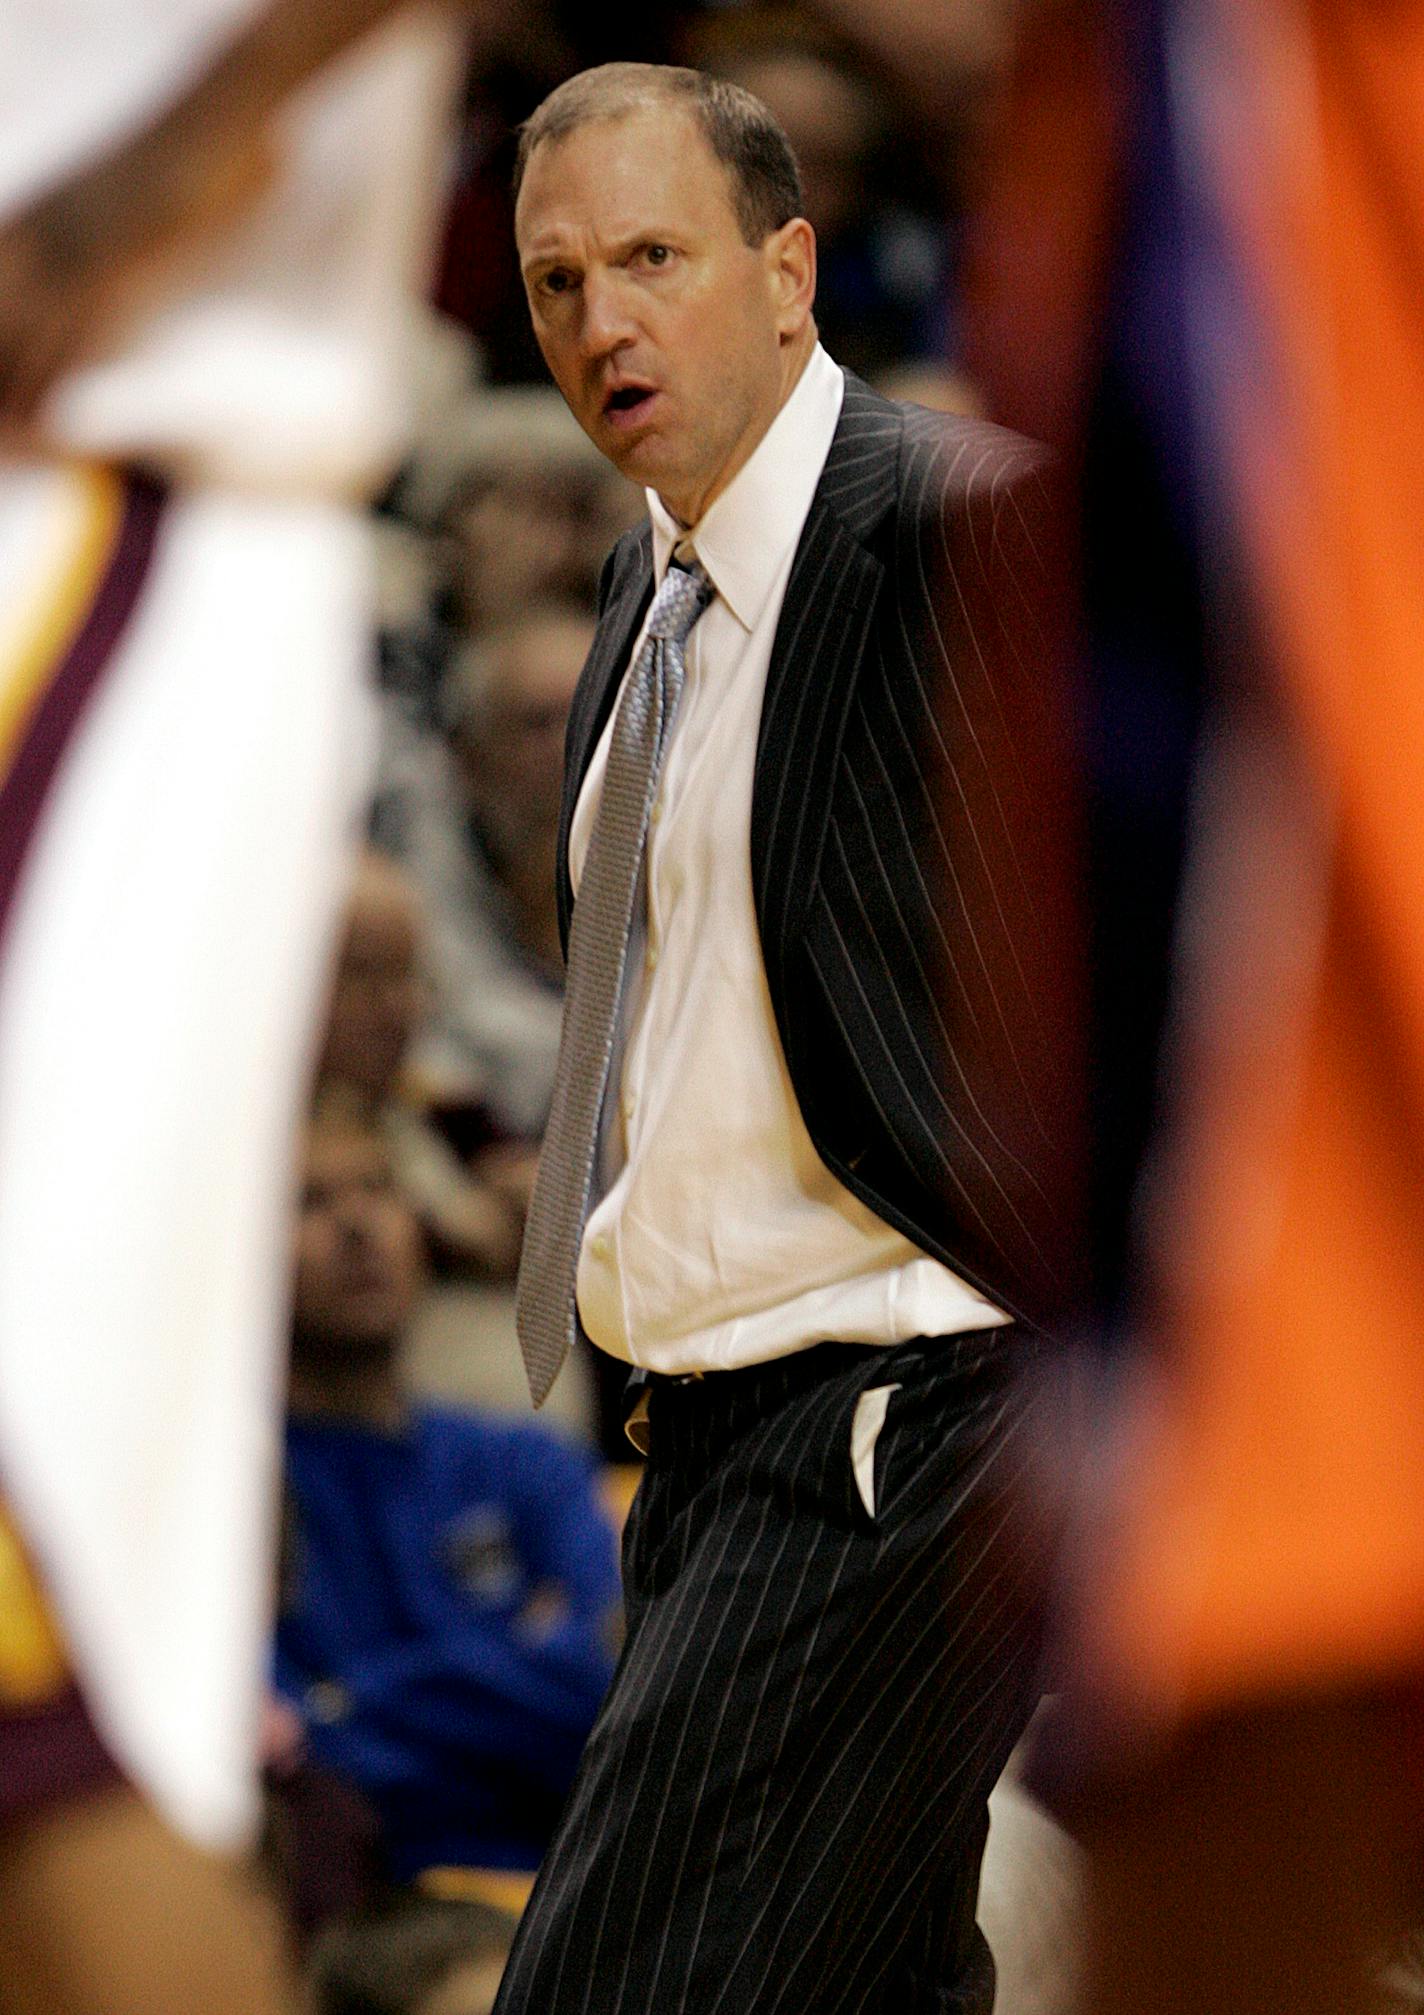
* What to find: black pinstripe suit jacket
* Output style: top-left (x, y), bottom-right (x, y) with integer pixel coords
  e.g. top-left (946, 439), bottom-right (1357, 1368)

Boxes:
top-left (557, 372), bottom-right (1080, 1334)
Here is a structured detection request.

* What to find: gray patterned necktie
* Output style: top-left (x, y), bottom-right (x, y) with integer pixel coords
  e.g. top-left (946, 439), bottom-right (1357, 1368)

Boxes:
top-left (516, 558), bottom-right (714, 1404)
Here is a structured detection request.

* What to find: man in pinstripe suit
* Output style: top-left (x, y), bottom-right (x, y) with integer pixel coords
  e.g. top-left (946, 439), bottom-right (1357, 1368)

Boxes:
top-left (500, 61), bottom-right (1077, 2015)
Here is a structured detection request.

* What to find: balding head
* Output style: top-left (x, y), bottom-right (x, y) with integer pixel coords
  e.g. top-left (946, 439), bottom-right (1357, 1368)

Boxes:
top-left (514, 62), bottom-right (803, 248)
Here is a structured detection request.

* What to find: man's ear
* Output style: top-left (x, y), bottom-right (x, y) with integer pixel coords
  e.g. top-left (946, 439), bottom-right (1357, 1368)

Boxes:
top-left (768, 217), bottom-right (816, 339)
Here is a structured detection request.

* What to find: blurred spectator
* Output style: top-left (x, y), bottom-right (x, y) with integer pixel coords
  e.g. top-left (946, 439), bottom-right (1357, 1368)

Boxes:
top-left (401, 602), bottom-right (595, 1145)
top-left (707, 32), bottom-right (957, 377)
top-left (379, 386), bottom-right (639, 654)
top-left (435, 409), bottom-right (639, 638)
top-left (319, 851), bottom-right (523, 1280)
top-left (804, 0), bottom-right (1025, 164)
top-left (316, 848), bottom-right (603, 1437)
top-left (372, 389), bottom-right (638, 929)
top-left (376, 569), bottom-right (649, 1447)
top-left (449, 600), bottom-right (590, 986)
top-left (276, 1094), bottom-right (620, 1881)
top-left (320, 853), bottom-right (425, 1114)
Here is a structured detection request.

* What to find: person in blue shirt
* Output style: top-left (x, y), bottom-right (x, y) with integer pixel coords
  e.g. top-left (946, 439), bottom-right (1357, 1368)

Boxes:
top-left (276, 1092), bottom-right (620, 1880)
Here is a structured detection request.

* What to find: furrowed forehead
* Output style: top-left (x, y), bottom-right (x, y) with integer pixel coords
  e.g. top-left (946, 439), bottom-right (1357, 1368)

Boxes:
top-left (516, 104), bottom-right (737, 251)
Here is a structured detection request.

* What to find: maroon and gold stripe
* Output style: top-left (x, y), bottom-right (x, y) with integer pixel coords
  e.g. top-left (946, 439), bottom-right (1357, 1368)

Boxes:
top-left (0, 464), bottom-right (164, 1759)
top-left (0, 466), bottom-right (166, 947)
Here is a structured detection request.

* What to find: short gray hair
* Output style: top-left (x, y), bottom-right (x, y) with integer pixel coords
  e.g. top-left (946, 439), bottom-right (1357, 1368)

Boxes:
top-left (513, 62), bottom-right (804, 247)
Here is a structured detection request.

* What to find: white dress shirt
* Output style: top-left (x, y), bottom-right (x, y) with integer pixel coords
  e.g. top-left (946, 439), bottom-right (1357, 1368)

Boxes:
top-left (568, 344), bottom-right (1008, 1375)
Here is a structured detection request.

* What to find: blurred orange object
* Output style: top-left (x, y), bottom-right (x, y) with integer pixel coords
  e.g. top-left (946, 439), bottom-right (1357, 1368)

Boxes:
top-left (1084, 0), bottom-right (1424, 1726)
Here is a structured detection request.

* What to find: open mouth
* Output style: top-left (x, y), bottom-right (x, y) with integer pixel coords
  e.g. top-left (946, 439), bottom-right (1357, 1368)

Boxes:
top-left (603, 384), bottom-right (658, 426)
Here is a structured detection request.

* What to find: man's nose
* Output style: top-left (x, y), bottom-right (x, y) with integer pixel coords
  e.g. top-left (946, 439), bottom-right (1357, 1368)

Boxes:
top-left (578, 271), bottom-right (636, 359)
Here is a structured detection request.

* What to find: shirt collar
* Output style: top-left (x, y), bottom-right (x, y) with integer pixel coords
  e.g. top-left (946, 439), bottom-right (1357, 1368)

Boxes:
top-left (647, 343), bottom-right (845, 634)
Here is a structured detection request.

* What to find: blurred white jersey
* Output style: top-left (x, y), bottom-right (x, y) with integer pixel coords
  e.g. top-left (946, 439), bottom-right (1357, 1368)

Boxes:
top-left (2, 0), bottom-right (461, 493)
top-left (0, 3), bottom-right (461, 1851)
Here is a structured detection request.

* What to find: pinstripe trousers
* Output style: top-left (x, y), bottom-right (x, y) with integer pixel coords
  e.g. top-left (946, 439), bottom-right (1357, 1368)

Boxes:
top-left (493, 1329), bottom-right (1048, 2015)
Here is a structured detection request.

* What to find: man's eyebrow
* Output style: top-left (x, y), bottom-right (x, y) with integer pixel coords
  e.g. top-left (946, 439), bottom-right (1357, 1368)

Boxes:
top-left (520, 244), bottom-right (585, 286)
top-left (522, 228), bottom-right (681, 276)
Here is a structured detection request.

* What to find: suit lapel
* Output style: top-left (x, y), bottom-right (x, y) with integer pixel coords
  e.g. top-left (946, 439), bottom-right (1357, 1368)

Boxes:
top-left (565, 528), bottom-right (654, 792)
top-left (752, 373), bottom-right (902, 992)
top-left (556, 526), bottom-right (654, 938)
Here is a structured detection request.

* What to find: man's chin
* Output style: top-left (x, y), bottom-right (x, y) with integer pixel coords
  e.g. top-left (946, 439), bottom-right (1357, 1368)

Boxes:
top-left (600, 433), bottom-right (657, 483)
top-left (593, 415), bottom-right (669, 482)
